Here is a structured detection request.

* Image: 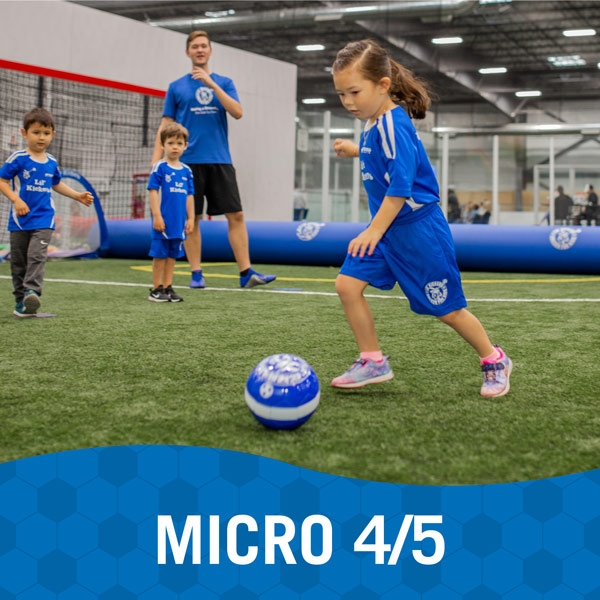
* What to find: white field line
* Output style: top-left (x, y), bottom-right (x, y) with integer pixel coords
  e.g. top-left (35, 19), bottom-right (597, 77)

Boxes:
top-left (1, 275), bottom-right (599, 302)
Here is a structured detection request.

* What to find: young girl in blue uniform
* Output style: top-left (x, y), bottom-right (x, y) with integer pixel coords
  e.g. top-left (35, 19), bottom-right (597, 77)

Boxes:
top-left (331, 40), bottom-right (512, 398)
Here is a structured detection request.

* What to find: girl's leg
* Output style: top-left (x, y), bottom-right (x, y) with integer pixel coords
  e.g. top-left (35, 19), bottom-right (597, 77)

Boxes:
top-left (438, 308), bottom-right (512, 398)
top-left (332, 274), bottom-right (393, 388)
top-left (437, 308), bottom-right (495, 358)
top-left (335, 274), bottom-right (379, 352)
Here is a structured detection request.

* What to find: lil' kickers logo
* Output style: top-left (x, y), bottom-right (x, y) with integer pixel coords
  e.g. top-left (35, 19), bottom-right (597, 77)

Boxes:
top-left (425, 279), bottom-right (448, 306)
top-left (549, 227), bottom-right (581, 250)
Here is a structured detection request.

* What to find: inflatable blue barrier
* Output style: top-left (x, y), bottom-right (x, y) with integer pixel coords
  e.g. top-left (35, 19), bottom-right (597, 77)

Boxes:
top-left (98, 219), bottom-right (600, 275)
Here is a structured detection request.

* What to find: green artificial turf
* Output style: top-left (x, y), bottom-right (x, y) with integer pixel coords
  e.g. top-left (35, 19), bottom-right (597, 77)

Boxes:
top-left (1, 258), bottom-right (599, 485)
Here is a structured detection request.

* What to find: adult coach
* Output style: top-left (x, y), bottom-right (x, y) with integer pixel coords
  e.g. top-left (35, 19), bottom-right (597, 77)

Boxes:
top-left (152, 30), bottom-right (276, 289)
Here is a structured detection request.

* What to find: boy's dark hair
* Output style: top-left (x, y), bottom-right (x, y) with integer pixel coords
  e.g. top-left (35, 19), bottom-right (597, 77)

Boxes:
top-left (186, 30), bottom-right (211, 49)
top-left (23, 107), bottom-right (55, 131)
top-left (160, 122), bottom-right (189, 145)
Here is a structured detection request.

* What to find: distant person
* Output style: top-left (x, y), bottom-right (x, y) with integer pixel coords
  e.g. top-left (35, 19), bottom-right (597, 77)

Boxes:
top-left (472, 200), bottom-right (491, 224)
top-left (447, 186), bottom-right (462, 223)
top-left (330, 39), bottom-right (512, 398)
top-left (582, 184), bottom-right (598, 225)
top-left (147, 123), bottom-right (195, 303)
top-left (464, 201), bottom-right (479, 224)
top-left (293, 188), bottom-right (309, 220)
top-left (152, 30), bottom-right (275, 289)
top-left (0, 107), bottom-right (93, 317)
top-left (554, 185), bottom-right (573, 224)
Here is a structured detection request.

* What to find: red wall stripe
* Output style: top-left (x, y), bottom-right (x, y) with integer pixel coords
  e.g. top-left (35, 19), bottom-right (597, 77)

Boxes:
top-left (0, 59), bottom-right (166, 98)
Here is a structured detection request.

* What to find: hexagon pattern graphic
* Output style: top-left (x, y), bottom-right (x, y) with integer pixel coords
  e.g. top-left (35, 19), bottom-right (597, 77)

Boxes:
top-left (0, 446), bottom-right (599, 598)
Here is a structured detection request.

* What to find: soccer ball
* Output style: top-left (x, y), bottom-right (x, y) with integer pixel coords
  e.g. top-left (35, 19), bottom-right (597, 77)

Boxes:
top-left (245, 354), bottom-right (320, 429)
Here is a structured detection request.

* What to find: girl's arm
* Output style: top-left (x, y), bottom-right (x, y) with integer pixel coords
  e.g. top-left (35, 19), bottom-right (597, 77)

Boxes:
top-left (347, 195), bottom-right (406, 258)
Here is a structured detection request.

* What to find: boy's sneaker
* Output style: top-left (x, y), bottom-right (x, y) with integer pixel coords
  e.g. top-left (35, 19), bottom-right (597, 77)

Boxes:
top-left (189, 271), bottom-right (205, 289)
top-left (23, 290), bottom-right (40, 315)
top-left (148, 286), bottom-right (170, 302)
top-left (332, 356), bottom-right (394, 389)
top-left (165, 285), bottom-right (183, 303)
top-left (480, 348), bottom-right (513, 398)
top-left (240, 268), bottom-right (276, 288)
top-left (13, 301), bottom-right (35, 318)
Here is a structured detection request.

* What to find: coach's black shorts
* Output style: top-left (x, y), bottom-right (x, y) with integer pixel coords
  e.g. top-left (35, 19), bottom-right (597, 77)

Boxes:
top-left (189, 164), bottom-right (242, 216)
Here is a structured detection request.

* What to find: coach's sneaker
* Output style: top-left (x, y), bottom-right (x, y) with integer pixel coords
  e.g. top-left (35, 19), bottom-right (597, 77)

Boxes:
top-left (23, 290), bottom-right (40, 315)
top-left (480, 348), bottom-right (513, 398)
top-left (240, 268), bottom-right (276, 289)
top-left (148, 286), bottom-right (170, 302)
top-left (13, 301), bottom-right (35, 318)
top-left (189, 270), bottom-right (205, 289)
top-left (332, 356), bottom-right (394, 389)
top-left (165, 286), bottom-right (184, 303)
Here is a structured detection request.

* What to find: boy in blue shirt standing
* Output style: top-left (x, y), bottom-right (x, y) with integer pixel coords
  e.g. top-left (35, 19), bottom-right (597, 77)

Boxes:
top-left (0, 108), bottom-right (93, 317)
top-left (147, 122), bottom-right (195, 302)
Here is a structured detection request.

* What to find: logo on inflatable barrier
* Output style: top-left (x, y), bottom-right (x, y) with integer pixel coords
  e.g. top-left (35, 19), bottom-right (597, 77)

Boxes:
top-left (425, 279), bottom-right (448, 306)
top-left (549, 227), bottom-right (581, 250)
top-left (296, 221), bottom-right (325, 242)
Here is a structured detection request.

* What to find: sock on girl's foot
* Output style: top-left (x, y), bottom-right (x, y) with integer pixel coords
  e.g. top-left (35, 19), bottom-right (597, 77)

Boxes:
top-left (360, 351), bottom-right (384, 362)
top-left (480, 346), bottom-right (503, 365)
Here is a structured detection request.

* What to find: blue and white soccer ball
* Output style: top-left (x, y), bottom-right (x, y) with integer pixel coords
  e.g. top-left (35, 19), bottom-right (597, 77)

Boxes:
top-left (245, 354), bottom-right (320, 430)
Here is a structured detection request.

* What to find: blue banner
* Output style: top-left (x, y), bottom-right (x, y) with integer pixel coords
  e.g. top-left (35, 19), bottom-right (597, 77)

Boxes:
top-left (1, 446), bottom-right (599, 598)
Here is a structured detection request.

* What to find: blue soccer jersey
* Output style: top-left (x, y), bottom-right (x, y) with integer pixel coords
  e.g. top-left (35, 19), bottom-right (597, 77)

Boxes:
top-left (147, 161), bottom-right (194, 240)
top-left (0, 150), bottom-right (61, 231)
top-left (340, 106), bottom-right (467, 317)
top-left (163, 73), bottom-right (239, 164)
top-left (360, 106), bottom-right (439, 223)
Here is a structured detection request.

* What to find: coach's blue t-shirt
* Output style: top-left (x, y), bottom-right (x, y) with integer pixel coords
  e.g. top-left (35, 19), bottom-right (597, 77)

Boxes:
top-left (360, 106), bottom-right (439, 224)
top-left (0, 150), bottom-right (61, 231)
top-left (147, 160), bottom-right (194, 240)
top-left (163, 73), bottom-right (239, 164)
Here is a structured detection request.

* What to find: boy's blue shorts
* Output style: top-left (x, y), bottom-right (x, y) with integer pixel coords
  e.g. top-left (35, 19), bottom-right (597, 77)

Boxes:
top-left (149, 238), bottom-right (185, 259)
top-left (339, 207), bottom-right (467, 317)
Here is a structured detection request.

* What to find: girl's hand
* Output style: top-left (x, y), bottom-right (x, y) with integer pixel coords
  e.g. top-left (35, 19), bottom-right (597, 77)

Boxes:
top-left (348, 227), bottom-right (384, 258)
top-left (333, 138), bottom-right (358, 158)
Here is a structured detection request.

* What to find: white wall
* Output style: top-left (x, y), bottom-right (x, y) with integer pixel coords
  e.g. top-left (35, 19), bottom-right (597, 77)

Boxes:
top-left (0, 0), bottom-right (297, 221)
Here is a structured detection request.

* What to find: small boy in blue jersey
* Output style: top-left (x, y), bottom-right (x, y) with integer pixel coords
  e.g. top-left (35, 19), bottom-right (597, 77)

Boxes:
top-left (0, 108), bottom-right (93, 317)
top-left (147, 122), bottom-right (195, 302)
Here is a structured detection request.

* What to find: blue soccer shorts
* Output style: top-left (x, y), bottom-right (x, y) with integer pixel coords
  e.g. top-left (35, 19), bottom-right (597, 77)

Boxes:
top-left (149, 238), bottom-right (185, 259)
top-left (339, 206), bottom-right (467, 317)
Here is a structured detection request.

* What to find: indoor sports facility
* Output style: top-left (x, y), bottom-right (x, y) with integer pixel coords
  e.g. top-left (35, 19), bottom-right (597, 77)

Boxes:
top-left (1, 1), bottom-right (599, 486)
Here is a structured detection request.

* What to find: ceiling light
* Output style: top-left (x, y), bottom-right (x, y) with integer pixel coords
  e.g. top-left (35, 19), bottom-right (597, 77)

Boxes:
top-left (296, 44), bottom-right (326, 52)
top-left (302, 98), bottom-right (326, 105)
top-left (548, 55), bottom-right (586, 67)
top-left (432, 37), bottom-right (463, 45)
top-left (515, 90), bottom-right (542, 97)
top-left (562, 29), bottom-right (596, 37)
top-left (478, 67), bottom-right (507, 74)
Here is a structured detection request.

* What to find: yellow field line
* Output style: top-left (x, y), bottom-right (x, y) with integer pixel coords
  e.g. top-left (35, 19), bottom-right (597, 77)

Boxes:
top-left (130, 265), bottom-right (600, 285)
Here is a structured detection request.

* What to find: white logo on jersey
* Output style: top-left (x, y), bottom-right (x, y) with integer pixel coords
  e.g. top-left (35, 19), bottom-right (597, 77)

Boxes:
top-left (165, 173), bottom-right (172, 183)
top-left (195, 87), bottom-right (214, 105)
top-left (296, 221), bottom-right (324, 241)
top-left (549, 227), bottom-right (580, 250)
top-left (425, 279), bottom-right (448, 306)
top-left (22, 168), bottom-right (35, 180)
